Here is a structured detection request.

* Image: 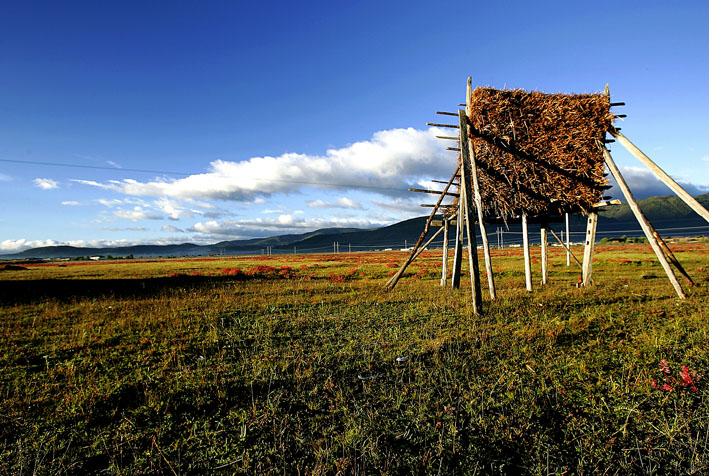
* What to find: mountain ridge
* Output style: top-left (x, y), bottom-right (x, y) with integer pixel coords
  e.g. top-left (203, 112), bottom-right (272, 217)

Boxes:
top-left (2, 193), bottom-right (707, 260)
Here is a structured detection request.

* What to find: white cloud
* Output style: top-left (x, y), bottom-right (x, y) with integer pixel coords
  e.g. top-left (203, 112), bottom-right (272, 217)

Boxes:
top-left (153, 197), bottom-right (192, 220)
top-left (97, 198), bottom-right (124, 207)
top-left (106, 160), bottom-right (122, 168)
top-left (606, 166), bottom-right (709, 200)
top-left (71, 127), bottom-right (453, 202)
top-left (188, 215), bottom-right (385, 239)
top-left (307, 197), bottom-right (363, 209)
top-left (162, 225), bottom-right (185, 233)
top-left (34, 178), bottom-right (59, 190)
top-left (1, 238), bottom-right (61, 252)
top-left (61, 201), bottom-right (81, 206)
top-left (0, 173), bottom-right (11, 182)
top-left (702, 155), bottom-right (709, 162)
top-left (372, 197), bottom-right (439, 216)
top-left (0, 236), bottom-right (213, 253)
top-left (113, 207), bottom-right (162, 221)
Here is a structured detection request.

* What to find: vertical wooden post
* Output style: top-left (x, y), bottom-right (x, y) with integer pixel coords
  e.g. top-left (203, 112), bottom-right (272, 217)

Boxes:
top-left (602, 147), bottom-right (686, 299)
top-left (451, 192), bottom-right (464, 289)
top-left (440, 218), bottom-right (449, 286)
top-left (522, 213), bottom-right (533, 292)
top-left (565, 212), bottom-right (571, 267)
top-left (465, 77), bottom-right (496, 301)
top-left (581, 212), bottom-right (598, 286)
top-left (540, 224), bottom-right (548, 285)
top-left (458, 109), bottom-right (482, 313)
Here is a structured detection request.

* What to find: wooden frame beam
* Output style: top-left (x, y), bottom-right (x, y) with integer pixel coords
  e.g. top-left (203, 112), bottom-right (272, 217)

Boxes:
top-left (602, 147), bottom-right (686, 298)
top-left (465, 77), bottom-right (497, 301)
top-left (581, 212), bottom-right (598, 286)
top-left (386, 166), bottom-right (460, 290)
top-left (458, 109), bottom-right (483, 313)
top-left (609, 128), bottom-right (709, 223)
top-left (522, 213), bottom-right (533, 292)
top-left (440, 218), bottom-right (450, 286)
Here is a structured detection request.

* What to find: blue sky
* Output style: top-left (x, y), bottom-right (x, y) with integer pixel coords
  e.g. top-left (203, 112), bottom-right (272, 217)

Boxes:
top-left (1, 0), bottom-right (708, 252)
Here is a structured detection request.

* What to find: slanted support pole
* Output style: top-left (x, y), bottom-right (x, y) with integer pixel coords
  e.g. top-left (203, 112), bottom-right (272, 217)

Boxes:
top-left (386, 166), bottom-right (459, 290)
top-left (540, 223), bottom-right (548, 285)
top-left (549, 227), bottom-right (583, 268)
top-left (459, 108), bottom-right (482, 313)
top-left (651, 228), bottom-right (695, 286)
top-left (384, 165), bottom-right (459, 290)
top-left (522, 213), bottom-right (533, 292)
top-left (465, 76), bottom-right (496, 301)
top-left (440, 218), bottom-right (450, 286)
top-left (609, 128), bottom-right (709, 224)
top-left (409, 226), bottom-right (445, 262)
top-left (582, 212), bottom-right (598, 286)
top-left (602, 146), bottom-right (686, 299)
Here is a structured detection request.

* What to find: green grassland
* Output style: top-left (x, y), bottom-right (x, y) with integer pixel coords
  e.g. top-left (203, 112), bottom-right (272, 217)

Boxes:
top-left (1, 243), bottom-right (708, 474)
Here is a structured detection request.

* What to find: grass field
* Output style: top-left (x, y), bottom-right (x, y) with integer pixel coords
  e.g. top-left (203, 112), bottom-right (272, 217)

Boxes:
top-left (1, 243), bottom-right (708, 474)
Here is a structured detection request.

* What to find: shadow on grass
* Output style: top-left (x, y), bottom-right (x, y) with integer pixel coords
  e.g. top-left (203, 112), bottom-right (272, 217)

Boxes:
top-left (0, 275), bottom-right (266, 305)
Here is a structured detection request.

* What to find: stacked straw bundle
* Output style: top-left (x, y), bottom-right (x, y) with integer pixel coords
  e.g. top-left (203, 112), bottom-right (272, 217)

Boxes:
top-left (466, 87), bottom-right (613, 219)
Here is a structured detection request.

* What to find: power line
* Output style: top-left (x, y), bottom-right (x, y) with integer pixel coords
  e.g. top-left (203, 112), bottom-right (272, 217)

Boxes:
top-left (0, 158), bottom-right (412, 193)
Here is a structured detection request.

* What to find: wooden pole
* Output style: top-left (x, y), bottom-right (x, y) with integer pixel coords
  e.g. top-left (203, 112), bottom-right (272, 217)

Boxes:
top-left (549, 227), bottom-right (583, 268)
top-left (465, 77), bottom-right (496, 301)
top-left (440, 218), bottom-right (449, 286)
top-left (386, 166), bottom-right (460, 290)
top-left (650, 228), bottom-right (695, 286)
top-left (609, 128), bottom-right (709, 223)
top-left (581, 212), bottom-right (598, 286)
top-left (451, 179), bottom-right (464, 289)
top-left (458, 109), bottom-right (483, 314)
top-left (408, 187), bottom-right (459, 197)
top-left (540, 224), bottom-right (548, 285)
top-left (410, 226), bottom-right (445, 262)
top-left (602, 147), bottom-right (686, 299)
top-left (522, 213), bottom-right (532, 292)
top-left (565, 213), bottom-right (571, 266)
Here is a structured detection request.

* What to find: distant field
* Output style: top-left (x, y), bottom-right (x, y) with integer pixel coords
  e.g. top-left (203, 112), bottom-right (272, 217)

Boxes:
top-left (1, 243), bottom-right (708, 474)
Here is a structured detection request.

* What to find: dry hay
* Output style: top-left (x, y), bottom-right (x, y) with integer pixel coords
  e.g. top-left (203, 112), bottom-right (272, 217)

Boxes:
top-left (466, 87), bottom-right (613, 219)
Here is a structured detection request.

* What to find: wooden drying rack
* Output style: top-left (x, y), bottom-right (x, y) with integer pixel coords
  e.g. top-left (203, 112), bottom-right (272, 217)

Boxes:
top-left (385, 78), bottom-right (709, 313)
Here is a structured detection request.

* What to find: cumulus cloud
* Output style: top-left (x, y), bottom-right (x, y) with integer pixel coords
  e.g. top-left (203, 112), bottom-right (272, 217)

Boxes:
top-left (1, 238), bottom-right (61, 252)
top-left (162, 225), bottom-right (185, 233)
top-left (153, 197), bottom-right (193, 220)
top-left (307, 197), bottom-right (363, 209)
top-left (113, 207), bottom-right (162, 221)
top-left (33, 178), bottom-right (59, 190)
top-left (0, 236), bottom-right (212, 253)
top-left (372, 197), bottom-right (441, 216)
top-left (71, 127), bottom-right (453, 202)
top-left (188, 215), bottom-right (384, 239)
top-left (606, 166), bottom-right (709, 200)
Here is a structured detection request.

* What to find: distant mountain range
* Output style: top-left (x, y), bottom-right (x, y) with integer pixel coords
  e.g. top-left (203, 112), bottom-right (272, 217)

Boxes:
top-left (2, 193), bottom-right (707, 260)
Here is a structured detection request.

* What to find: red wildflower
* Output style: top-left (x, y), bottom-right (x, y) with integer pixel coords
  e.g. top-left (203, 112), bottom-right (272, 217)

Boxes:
top-left (680, 366), bottom-right (694, 386)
